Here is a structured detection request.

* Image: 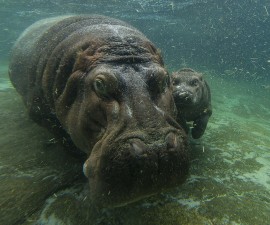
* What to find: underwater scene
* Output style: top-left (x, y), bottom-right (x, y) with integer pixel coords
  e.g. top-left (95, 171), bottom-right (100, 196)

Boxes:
top-left (0, 0), bottom-right (270, 224)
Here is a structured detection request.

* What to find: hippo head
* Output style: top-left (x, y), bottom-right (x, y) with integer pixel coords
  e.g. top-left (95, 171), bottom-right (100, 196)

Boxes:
top-left (54, 26), bottom-right (189, 207)
top-left (172, 68), bottom-right (205, 108)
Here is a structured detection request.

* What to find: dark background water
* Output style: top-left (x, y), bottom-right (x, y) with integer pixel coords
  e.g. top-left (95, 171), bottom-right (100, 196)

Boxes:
top-left (1, 0), bottom-right (270, 83)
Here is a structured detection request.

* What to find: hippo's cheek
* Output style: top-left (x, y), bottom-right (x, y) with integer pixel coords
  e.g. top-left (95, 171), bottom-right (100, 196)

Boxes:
top-left (83, 132), bottom-right (189, 207)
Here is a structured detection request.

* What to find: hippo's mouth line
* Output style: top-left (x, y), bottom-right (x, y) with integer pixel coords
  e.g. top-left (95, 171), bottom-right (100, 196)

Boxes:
top-left (113, 127), bottom-right (181, 143)
top-left (114, 132), bottom-right (146, 143)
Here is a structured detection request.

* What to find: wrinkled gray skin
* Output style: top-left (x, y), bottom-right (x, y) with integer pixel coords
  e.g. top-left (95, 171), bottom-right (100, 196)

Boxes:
top-left (172, 68), bottom-right (212, 139)
top-left (9, 15), bottom-right (189, 207)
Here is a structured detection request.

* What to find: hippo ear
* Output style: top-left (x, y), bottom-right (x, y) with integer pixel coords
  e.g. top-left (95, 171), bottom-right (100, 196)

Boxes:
top-left (145, 42), bottom-right (164, 66)
top-left (56, 71), bottom-right (85, 109)
top-left (155, 48), bottom-right (164, 66)
top-left (171, 72), bottom-right (177, 79)
top-left (73, 47), bottom-right (104, 72)
top-left (73, 51), bottom-right (93, 72)
top-left (171, 73), bottom-right (180, 85)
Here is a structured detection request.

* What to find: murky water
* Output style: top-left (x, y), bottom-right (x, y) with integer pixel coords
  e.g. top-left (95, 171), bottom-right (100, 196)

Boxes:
top-left (1, 1), bottom-right (270, 224)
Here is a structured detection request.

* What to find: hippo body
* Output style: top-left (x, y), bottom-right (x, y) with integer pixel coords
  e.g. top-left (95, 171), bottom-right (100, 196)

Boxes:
top-left (172, 68), bottom-right (212, 139)
top-left (9, 15), bottom-right (189, 207)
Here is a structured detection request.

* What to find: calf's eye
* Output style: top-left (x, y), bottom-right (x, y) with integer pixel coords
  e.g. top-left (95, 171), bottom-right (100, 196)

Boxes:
top-left (190, 79), bottom-right (199, 86)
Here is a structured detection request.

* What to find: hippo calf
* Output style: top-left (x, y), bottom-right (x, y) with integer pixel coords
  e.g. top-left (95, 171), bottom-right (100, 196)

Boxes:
top-left (172, 68), bottom-right (212, 139)
top-left (9, 15), bottom-right (189, 207)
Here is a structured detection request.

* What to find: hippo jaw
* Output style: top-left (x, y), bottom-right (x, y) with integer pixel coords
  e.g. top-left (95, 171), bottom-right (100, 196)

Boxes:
top-left (83, 116), bottom-right (189, 207)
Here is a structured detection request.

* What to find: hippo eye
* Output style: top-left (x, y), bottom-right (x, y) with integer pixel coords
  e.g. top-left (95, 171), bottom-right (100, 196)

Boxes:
top-left (148, 74), bottom-right (170, 97)
top-left (93, 78), bottom-right (108, 98)
top-left (190, 79), bottom-right (199, 86)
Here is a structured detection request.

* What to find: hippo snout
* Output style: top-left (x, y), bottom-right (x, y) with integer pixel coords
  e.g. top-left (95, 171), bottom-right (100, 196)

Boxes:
top-left (130, 132), bottom-right (179, 157)
top-left (174, 91), bottom-right (193, 104)
top-left (84, 130), bottom-right (189, 207)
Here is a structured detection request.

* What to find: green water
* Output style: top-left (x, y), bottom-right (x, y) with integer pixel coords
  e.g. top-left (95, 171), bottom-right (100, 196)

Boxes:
top-left (1, 1), bottom-right (270, 224)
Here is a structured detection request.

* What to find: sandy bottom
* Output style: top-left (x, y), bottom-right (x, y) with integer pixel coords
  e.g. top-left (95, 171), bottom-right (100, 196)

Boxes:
top-left (0, 64), bottom-right (269, 225)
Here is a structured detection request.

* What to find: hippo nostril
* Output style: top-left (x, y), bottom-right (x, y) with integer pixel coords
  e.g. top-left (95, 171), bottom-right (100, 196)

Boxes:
top-left (178, 91), bottom-right (192, 101)
top-left (130, 139), bottom-right (146, 157)
top-left (166, 132), bottom-right (178, 150)
top-left (179, 91), bottom-right (188, 97)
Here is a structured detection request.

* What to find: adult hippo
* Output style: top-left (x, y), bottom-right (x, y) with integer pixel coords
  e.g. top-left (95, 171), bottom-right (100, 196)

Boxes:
top-left (9, 15), bottom-right (189, 207)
